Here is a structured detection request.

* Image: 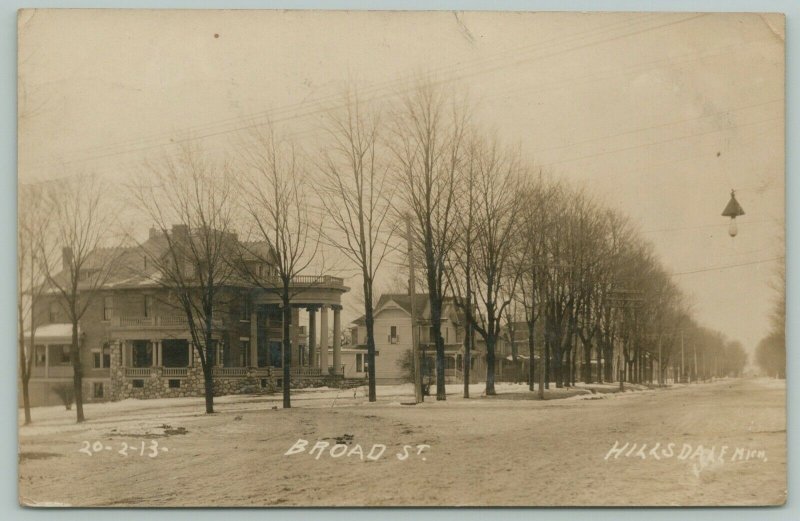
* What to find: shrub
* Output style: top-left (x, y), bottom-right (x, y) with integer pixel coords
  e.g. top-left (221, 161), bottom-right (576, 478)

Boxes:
top-left (52, 383), bottom-right (74, 410)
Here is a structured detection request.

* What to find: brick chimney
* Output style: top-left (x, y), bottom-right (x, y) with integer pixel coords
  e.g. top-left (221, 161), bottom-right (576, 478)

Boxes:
top-left (171, 224), bottom-right (189, 239)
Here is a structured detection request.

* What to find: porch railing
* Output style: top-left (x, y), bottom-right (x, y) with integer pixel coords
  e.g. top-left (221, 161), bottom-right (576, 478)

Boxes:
top-left (289, 366), bottom-right (322, 377)
top-left (125, 367), bottom-right (153, 377)
top-left (212, 367), bottom-right (248, 378)
top-left (162, 367), bottom-right (189, 377)
top-left (112, 315), bottom-right (223, 329)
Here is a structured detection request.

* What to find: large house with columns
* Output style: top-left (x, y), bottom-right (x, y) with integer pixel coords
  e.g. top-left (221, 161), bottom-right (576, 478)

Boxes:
top-left (22, 224), bottom-right (349, 407)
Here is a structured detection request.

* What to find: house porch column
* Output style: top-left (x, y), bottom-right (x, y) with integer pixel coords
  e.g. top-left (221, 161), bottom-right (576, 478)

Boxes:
top-left (319, 306), bottom-right (329, 373)
top-left (250, 308), bottom-right (259, 367)
top-left (332, 305), bottom-right (342, 375)
top-left (307, 306), bottom-right (318, 367)
top-left (291, 306), bottom-right (301, 366)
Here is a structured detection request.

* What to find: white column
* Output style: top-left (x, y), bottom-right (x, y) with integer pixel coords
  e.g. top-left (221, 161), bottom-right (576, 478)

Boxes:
top-left (250, 309), bottom-right (258, 367)
top-left (292, 306), bottom-right (301, 366)
top-left (319, 306), bottom-right (329, 373)
top-left (332, 306), bottom-right (342, 375)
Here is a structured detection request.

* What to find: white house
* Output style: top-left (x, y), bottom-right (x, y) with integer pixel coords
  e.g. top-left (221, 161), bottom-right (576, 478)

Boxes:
top-left (348, 293), bottom-right (465, 384)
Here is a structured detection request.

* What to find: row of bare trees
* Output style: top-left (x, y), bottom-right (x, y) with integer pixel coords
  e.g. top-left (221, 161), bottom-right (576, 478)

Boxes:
top-left (19, 81), bottom-right (748, 423)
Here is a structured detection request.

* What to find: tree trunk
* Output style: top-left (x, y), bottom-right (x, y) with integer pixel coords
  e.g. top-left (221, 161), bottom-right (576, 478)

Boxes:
top-left (597, 342), bottom-right (604, 384)
top-left (203, 363), bottom-right (214, 414)
top-left (430, 299), bottom-right (446, 401)
top-left (19, 315), bottom-right (32, 425)
top-left (463, 320), bottom-right (471, 398)
top-left (71, 318), bottom-right (85, 423)
top-left (544, 338), bottom-right (550, 390)
top-left (527, 321), bottom-right (535, 392)
top-left (364, 304), bottom-right (377, 403)
top-left (582, 340), bottom-right (593, 384)
top-left (485, 334), bottom-right (496, 396)
top-left (203, 309), bottom-right (215, 414)
top-left (282, 293), bottom-right (292, 409)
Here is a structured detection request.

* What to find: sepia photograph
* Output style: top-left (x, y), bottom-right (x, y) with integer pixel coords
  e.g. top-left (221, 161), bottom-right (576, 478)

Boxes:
top-left (16, 8), bottom-right (786, 507)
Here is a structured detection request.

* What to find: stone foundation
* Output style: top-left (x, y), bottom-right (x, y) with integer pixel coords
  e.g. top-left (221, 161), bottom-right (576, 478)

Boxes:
top-left (108, 342), bottom-right (345, 401)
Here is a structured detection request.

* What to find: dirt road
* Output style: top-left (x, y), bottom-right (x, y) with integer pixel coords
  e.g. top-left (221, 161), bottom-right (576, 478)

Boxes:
top-left (18, 378), bottom-right (786, 507)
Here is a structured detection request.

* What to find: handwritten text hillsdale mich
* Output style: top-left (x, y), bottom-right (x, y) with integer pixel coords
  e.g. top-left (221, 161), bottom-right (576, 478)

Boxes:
top-left (604, 441), bottom-right (768, 463)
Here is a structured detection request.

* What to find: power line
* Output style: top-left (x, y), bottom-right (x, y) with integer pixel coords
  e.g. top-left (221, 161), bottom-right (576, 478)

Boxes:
top-left (670, 256), bottom-right (783, 276)
top-left (37, 13), bottom-right (662, 163)
top-left (24, 13), bottom-right (704, 174)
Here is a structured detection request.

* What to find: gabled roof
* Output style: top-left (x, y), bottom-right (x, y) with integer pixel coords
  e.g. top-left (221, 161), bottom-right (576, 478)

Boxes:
top-left (351, 293), bottom-right (458, 325)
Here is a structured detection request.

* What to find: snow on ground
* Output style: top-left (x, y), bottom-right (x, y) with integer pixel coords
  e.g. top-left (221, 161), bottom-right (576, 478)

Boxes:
top-left (18, 378), bottom-right (785, 507)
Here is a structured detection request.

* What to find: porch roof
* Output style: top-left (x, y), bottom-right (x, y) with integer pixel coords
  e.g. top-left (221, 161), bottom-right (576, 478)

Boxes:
top-left (24, 323), bottom-right (78, 342)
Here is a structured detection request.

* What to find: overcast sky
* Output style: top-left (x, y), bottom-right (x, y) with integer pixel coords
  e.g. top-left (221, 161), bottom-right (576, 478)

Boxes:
top-left (18, 10), bottom-right (784, 354)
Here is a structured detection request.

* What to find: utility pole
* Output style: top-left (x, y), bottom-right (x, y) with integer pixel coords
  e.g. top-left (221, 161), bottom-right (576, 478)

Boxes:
top-left (693, 341), bottom-right (698, 384)
top-left (680, 330), bottom-right (685, 383)
top-left (407, 215), bottom-right (423, 404)
top-left (657, 333), bottom-right (662, 387)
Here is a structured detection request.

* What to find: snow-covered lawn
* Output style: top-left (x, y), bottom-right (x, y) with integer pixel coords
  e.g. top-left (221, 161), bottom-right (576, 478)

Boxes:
top-left (18, 378), bottom-right (785, 507)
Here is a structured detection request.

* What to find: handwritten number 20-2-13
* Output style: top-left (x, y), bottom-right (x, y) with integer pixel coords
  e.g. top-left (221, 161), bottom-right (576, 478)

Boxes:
top-left (79, 440), bottom-right (161, 457)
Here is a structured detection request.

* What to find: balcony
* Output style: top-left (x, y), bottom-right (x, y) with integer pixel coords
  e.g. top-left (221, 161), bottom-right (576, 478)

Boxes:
top-left (111, 315), bottom-right (223, 330)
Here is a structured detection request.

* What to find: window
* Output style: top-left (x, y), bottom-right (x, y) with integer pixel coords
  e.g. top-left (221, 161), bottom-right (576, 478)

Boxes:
top-left (260, 378), bottom-right (269, 388)
top-left (144, 295), bottom-right (154, 318)
top-left (93, 350), bottom-right (102, 368)
top-left (168, 379), bottom-right (181, 389)
top-left (389, 326), bottom-right (398, 344)
top-left (132, 340), bottom-right (153, 368)
top-left (240, 300), bottom-right (250, 321)
top-left (102, 343), bottom-right (111, 368)
top-left (93, 382), bottom-right (104, 398)
top-left (103, 296), bottom-right (114, 321)
top-left (132, 379), bottom-right (144, 388)
top-left (49, 302), bottom-right (59, 323)
top-left (34, 345), bottom-right (46, 366)
top-left (356, 353), bottom-right (364, 373)
top-left (54, 345), bottom-right (71, 365)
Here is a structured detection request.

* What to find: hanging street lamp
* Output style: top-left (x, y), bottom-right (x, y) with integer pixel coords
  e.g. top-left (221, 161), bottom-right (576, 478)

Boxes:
top-left (721, 189), bottom-right (745, 237)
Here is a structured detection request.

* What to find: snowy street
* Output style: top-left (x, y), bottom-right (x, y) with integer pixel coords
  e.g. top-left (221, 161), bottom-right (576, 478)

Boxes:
top-left (18, 378), bottom-right (786, 507)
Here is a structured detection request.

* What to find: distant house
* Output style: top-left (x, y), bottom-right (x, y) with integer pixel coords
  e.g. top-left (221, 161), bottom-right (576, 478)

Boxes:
top-left (348, 293), bottom-right (471, 385)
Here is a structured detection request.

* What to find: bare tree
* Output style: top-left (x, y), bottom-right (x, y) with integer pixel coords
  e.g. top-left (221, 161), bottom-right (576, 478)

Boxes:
top-left (44, 173), bottom-right (121, 423)
top-left (446, 135), bottom-right (479, 398)
top-left (514, 174), bottom-right (554, 392)
top-left (391, 81), bottom-right (469, 400)
top-left (18, 183), bottom-right (53, 424)
top-left (130, 145), bottom-right (237, 414)
top-left (315, 92), bottom-right (397, 402)
top-left (466, 138), bottom-right (523, 396)
top-left (237, 125), bottom-right (322, 409)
